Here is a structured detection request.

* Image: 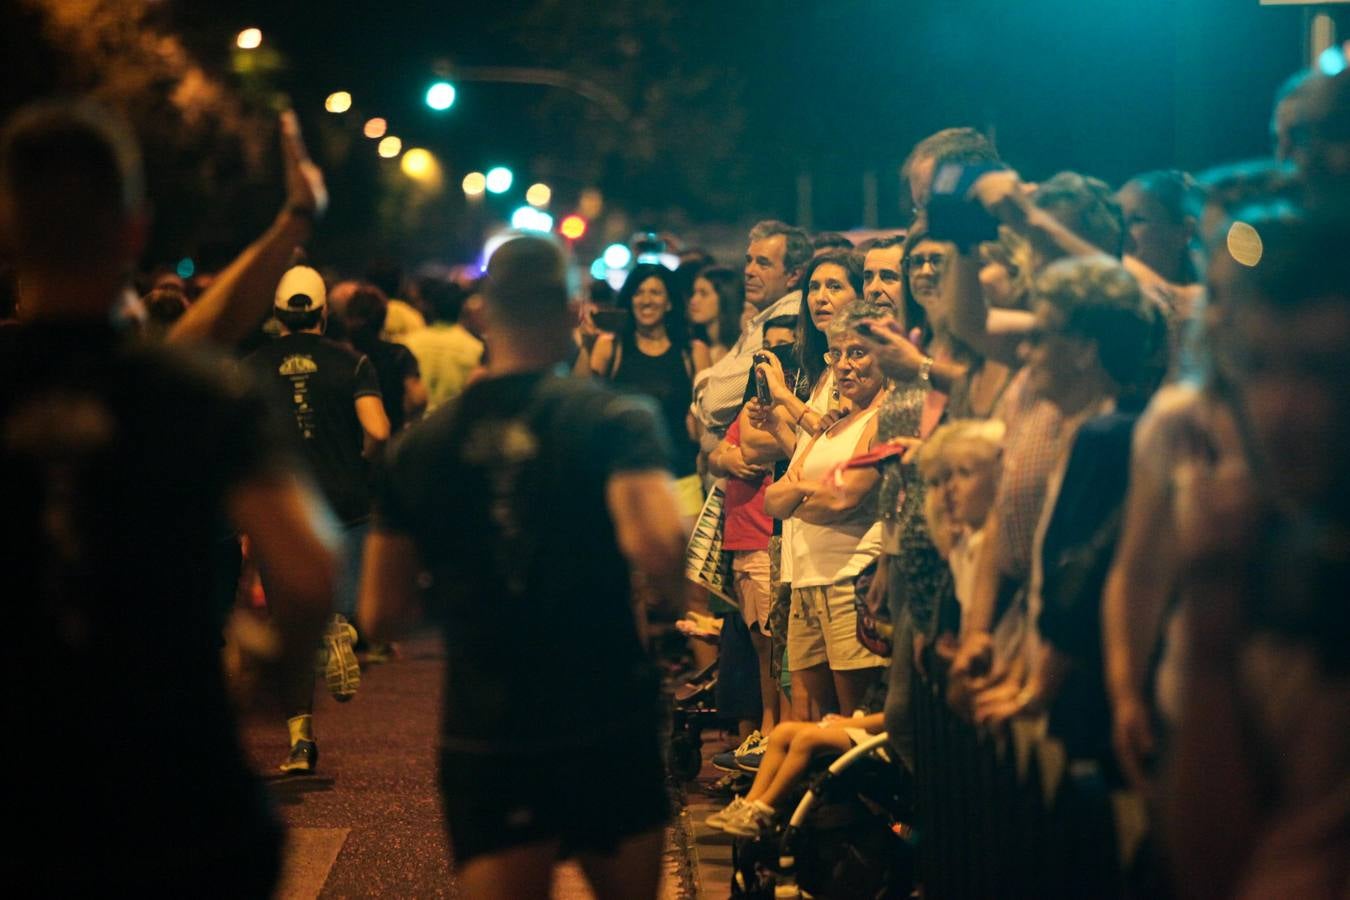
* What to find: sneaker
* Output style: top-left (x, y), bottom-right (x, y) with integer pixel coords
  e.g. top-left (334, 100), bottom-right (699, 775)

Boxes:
top-left (736, 746), bottom-right (766, 772)
top-left (324, 614), bottom-right (361, 702)
top-left (712, 730), bottom-right (763, 772)
top-left (705, 795), bottom-right (750, 830)
top-left (721, 800), bottom-right (775, 838)
top-left (279, 739), bottom-right (318, 775)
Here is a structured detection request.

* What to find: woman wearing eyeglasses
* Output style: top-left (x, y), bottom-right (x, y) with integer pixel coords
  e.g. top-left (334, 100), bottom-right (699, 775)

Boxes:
top-left (764, 300), bottom-right (891, 720)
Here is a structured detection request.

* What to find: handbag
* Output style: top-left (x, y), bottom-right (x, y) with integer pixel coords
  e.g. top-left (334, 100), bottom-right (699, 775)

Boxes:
top-left (684, 479), bottom-right (737, 606)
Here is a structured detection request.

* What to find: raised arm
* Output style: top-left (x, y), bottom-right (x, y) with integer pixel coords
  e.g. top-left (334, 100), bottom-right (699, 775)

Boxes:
top-left (169, 111), bottom-right (326, 347)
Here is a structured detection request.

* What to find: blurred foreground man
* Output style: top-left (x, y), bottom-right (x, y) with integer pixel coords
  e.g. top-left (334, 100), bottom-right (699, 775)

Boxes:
top-left (0, 100), bottom-right (336, 895)
top-left (360, 236), bottom-right (686, 899)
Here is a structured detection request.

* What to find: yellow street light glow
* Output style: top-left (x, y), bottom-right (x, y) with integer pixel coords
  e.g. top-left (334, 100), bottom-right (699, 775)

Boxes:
top-left (325, 91), bottom-right (353, 114)
top-left (236, 28), bottom-right (263, 50)
top-left (363, 117), bottom-right (387, 139)
top-left (462, 172), bottom-right (487, 196)
top-left (526, 183), bottom-right (552, 207)
top-left (377, 136), bottom-right (403, 159)
top-left (560, 215), bottom-right (587, 240)
top-left (401, 148), bottom-right (435, 179)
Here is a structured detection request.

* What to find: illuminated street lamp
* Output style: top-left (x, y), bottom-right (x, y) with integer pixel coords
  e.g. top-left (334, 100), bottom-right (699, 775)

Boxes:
top-left (511, 206), bottom-right (554, 233)
top-left (525, 183), bottom-right (552, 207)
top-left (485, 167), bottom-right (514, 194)
top-left (363, 118), bottom-right (387, 139)
top-left (325, 91), bottom-right (352, 114)
top-left (236, 28), bottom-right (263, 50)
top-left (425, 81), bottom-right (457, 111)
top-left (377, 136), bottom-right (402, 159)
top-left (603, 243), bottom-right (632, 269)
top-left (462, 172), bottom-right (487, 197)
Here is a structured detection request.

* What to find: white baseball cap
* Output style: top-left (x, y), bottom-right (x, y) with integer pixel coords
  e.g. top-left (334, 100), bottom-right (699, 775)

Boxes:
top-left (274, 266), bottom-right (327, 312)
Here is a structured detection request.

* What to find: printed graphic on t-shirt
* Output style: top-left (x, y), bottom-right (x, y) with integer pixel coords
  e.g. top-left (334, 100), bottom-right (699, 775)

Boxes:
top-left (278, 354), bottom-right (321, 440)
top-left (462, 417), bottom-right (540, 594)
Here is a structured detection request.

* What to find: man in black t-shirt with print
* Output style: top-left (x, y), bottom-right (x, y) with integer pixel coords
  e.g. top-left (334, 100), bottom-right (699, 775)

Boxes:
top-left (247, 265), bottom-right (390, 773)
top-left (359, 236), bottom-right (688, 899)
top-left (0, 100), bottom-right (337, 895)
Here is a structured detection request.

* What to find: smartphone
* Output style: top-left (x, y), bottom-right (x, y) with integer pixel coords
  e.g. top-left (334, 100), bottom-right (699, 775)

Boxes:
top-left (590, 305), bottom-right (628, 334)
top-left (752, 352), bottom-right (773, 405)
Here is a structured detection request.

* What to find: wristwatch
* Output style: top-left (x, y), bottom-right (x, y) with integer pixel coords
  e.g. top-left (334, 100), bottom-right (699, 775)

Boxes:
top-left (917, 355), bottom-right (935, 385)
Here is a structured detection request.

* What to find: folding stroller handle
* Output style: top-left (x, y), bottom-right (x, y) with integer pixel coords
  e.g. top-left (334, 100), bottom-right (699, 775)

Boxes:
top-left (779, 731), bottom-right (893, 870)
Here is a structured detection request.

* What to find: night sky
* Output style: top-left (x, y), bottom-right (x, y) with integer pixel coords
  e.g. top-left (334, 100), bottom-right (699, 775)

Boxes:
top-left (1, 0), bottom-right (1310, 269)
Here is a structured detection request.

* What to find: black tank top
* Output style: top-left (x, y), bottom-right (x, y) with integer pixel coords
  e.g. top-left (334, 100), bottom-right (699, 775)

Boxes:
top-left (611, 335), bottom-right (698, 477)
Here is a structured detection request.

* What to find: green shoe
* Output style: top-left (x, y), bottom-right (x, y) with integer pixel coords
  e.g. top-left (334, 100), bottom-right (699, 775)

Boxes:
top-left (324, 614), bottom-right (361, 702)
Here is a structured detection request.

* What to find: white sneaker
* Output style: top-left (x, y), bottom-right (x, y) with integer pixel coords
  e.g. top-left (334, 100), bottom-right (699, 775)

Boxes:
top-left (721, 800), bottom-right (775, 838)
top-left (706, 795), bottom-right (750, 830)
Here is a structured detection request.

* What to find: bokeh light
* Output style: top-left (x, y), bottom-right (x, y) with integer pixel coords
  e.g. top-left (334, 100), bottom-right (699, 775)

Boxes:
top-left (377, 136), bottom-right (403, 159)
top-left (1227, 221), bottom-right (1263, 267)
top-left (425, 81), bottom-right (457, 111)
top-left (325, 91), bottom-right (353, 114)
top-left (578, 188), bottom-right (604, 219)
top-left (363, 118), bottom-right (387, 139)
top-left (236, 28), bottom-right (263, 50)
top-left (485, 167), bottom-right (514, 194)
top-left (603, 243), bottom-right (632, 270)
top-left (462, 171), bottom-right (487, 196)
top-left (401, 148), bottom-right (435, 179)
top-left (590, 258), bottom-right (608, 280)
top-left (560, 215), bottom-right (588, 240)
top-left (525, 183), bottom-right (552, 207)
top-left (176, 257), bottom-right (195, 279)
top-left (511, 206), bottom-right (554, 232)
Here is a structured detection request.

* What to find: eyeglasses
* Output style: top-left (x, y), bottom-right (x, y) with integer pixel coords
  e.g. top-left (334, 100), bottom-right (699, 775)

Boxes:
top-left (904, 252), bottom-right (947, 273)
top-left (823, 346), bottom-right (871, 365)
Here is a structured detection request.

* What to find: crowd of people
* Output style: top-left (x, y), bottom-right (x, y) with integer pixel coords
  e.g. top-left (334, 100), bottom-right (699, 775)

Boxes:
top-left (2, 45), bottom-right (1349, 900)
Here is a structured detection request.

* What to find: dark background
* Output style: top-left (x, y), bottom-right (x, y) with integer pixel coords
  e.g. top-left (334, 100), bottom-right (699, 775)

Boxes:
top-left (0, 0), bottom-right (1316, 272)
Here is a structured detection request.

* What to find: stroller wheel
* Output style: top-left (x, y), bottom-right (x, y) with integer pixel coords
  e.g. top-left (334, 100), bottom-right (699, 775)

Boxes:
top-left (670, 733), bottom-right (703, 781)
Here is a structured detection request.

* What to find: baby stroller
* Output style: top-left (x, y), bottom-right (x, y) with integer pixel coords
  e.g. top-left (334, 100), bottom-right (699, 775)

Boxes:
top-left (732, 733), bottom-right (916, 899)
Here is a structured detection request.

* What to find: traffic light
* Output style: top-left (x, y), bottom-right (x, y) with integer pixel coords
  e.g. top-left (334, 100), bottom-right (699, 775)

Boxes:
top-left (425, 81), bottom-right (457, 111)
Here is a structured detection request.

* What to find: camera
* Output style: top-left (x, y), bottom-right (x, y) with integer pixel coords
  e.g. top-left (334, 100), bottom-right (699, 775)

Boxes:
top-left (925, 161), bottom-right (1006, 251)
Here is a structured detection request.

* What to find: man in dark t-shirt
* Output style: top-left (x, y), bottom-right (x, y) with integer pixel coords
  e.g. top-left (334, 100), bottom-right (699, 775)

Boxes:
top-left (0, 100), bottom-right (335, 895)
top-left (359, 236), bottom-right (688, 899)
top-left (246, 265), bottom-right (390, 773)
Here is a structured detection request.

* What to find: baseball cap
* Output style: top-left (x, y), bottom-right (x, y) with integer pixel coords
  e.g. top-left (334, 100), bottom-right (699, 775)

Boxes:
top-left (274, 265), bottom-right (327, 312)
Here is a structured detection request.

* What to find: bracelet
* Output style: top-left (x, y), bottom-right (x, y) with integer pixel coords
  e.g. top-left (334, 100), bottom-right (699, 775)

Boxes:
top-left (793, 404), bottom-right (810, 426)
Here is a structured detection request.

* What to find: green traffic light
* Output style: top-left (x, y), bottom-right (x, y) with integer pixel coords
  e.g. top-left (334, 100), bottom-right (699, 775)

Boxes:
top-left (425, 81), bottom-right (457, 111)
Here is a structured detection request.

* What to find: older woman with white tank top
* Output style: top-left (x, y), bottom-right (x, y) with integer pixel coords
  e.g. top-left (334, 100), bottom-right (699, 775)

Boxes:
top-left (765, 301), bottom-right (890, 718)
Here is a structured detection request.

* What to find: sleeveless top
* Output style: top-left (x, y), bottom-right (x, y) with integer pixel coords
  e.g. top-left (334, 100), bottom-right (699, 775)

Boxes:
top-left (786, 405), bottom-right (884, 588)
top-left (610, 334), bottom-right (698, 477)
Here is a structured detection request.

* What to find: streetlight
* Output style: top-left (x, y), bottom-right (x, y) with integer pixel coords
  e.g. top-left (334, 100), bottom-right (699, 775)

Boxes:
top-left (236, 28), bottom-right (263, 50)
top-left (401, 148), bottom-right (436, 180)
top-left (325, 91), bottom-right (352, 114)
top-left (560, 215), bottom-right (587, 240)
top-left (485, 167), bottom-right (513, 194)
top-left (462, 172), bottom-right (487, 197)
top-left (511, 206), bottom-right (554, 233)
top-left (525, 183), bottom-right (552, 207)
top-left (425, 81), bottom-right (457, 111)
top-left (603, 243), bottom-right (632, 269)
top-left (363, 118), bottom-right (387, 139)
top-left (377, 136), bottom-right (402, 159)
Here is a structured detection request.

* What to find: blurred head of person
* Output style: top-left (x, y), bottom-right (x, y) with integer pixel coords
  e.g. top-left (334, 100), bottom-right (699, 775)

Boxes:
top-left (482, 235), bottom-right (573, 361)
top-left (811, 231), bottom-right (855, 256)
top-left (141, 284), bottom-right (189, 342)
top-left (796, 249), bottom-right (863, 389)
top-left (0, 100), bottom-right (148, 317)
top-left (978, 226), bottom-right (1034, 310)
top-left (1116, 169), bottom-right (1204, 284)
top-left (341, 282), bottom-right (391, 354)
top-left (1288, 66), bottom-right (1350, 197)
top-left (1032, 171), bottom-right (1126, 264)
top-left (862, 234), bottom-right (906, 314)
top-left (917, 418), bottom-right (1006, 556)
top-left (744, 220), bottom-right (811, 310)
top-left (615, 262), bottom-right (688, 348)
top-left (687, 265), bottom-right (744, 350)
top-left (1022, 255), bottom-right (1164, 414)
top-left (273, 265), bottom-right (328, 335)
top-left (902, 127), bottom-right (999, 225)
